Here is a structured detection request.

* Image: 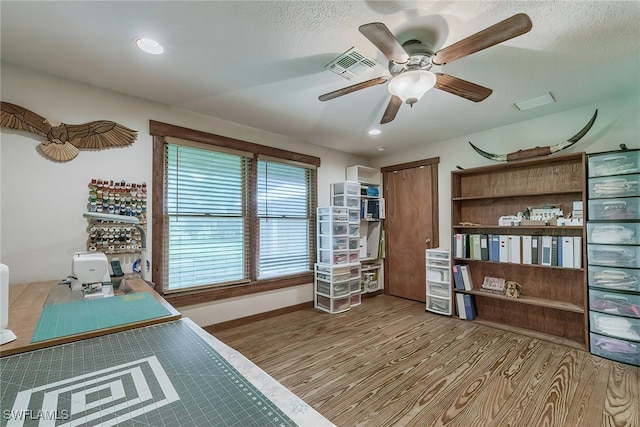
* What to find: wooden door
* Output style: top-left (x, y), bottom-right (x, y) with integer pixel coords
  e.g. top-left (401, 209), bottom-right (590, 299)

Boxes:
top-left (382, 158), bottom-right (439, 302)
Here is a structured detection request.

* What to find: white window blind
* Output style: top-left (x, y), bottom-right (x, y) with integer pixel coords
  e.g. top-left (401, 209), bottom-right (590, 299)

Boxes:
top-left (163, 142), bottom-right (314, 291)
top-left (257, 160), bottom-right (312, 279)
top-left (165, 144), bottom-right (249, 290)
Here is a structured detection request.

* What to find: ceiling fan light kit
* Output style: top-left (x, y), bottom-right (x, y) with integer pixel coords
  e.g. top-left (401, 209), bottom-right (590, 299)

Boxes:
top-left (319, 14), bottom-right (533, 124)
top-left (387, 70), bottom-right (436, 106)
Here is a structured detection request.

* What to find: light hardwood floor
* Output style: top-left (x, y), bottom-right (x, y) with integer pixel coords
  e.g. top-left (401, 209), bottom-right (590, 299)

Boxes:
top-left (213, 295), bottom-right (639, 427)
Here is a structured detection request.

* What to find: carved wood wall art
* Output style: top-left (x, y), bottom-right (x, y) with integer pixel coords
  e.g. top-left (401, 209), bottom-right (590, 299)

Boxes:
top-left (0, 102), bottom-right (137, 162)
top-left (469, 109), bottom-right (598, 162)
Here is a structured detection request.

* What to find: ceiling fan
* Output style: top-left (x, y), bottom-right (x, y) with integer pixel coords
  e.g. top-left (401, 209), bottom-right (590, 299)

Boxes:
top-left (318, 13), bottom-right (532, 124)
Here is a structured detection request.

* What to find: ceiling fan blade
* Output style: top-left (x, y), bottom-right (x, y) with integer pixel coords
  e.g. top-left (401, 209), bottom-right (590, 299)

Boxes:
top-left (434, 73), bottom-right (493, 102)
top-left (318, 76), bottom-right (389, 102)
top-left (432, 13), bottom-right (532, 66)
top-left (380, 96), bottom-right (402, 124)
top-left (359, 22), bottom-right (410, 64)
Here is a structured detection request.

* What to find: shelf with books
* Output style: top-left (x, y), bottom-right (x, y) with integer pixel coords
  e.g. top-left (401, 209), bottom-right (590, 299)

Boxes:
top-left (451, 153), bottom-right (588, 349)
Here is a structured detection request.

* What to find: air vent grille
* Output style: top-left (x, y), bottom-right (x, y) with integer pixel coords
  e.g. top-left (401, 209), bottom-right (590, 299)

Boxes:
top-left (325, 48), bottom-right (379, 80)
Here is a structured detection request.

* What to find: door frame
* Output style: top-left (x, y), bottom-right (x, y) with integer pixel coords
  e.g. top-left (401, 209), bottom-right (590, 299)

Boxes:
top-left (381, 157), bottom-right (440, 294)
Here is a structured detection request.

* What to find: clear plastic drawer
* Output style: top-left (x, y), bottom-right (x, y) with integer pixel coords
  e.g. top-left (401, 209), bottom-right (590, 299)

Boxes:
top-left (588, 266), bottom-right (640, 292)
top-left (588, 197), bottom-right (640, 220)
top-left (590, 333), bottom-right (639, 366)
top-left (589, 151), bottom-right (640, 177)
top-left (318, 249), bottom-right (349, 265)
top-left (332, 181), bottom-right (360, 196)
top-left (350, 292), bottom-right (361, 306)
top-left (589, 174), bottom-right (640, 198)
top-left (590, 289), bottom-right (640, 319)
top-left (427, 295), bottom-right (451, 315)
top-left (315, 279), bottom-right (350, 297)
top-left (590, 311), bottom-right (640, 342)
top-left (315, 294), bottom-right (350, 314)
top-left (349, 278), bottom-right (361, 293)
top-left (317, 206), bottom-right (349, 222)
top-left (319, 222), bottom-right (348, 236)
top-left (588, 222), bottom-right (639, 244)
top-left (427, 281), bottom-right (450, 298)
top-left (319, 236), bottom-right (348, 250)
top-left (588, 244), bottom-right (640, 268)
top-left (333, 194), bottom-right (360, 208)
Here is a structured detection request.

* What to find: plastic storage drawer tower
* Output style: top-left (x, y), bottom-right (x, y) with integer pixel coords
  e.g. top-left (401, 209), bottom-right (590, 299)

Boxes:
top-left (314, 183), bottom-right (361, 314)
top-left (587, 149), bottom-right (640, 366)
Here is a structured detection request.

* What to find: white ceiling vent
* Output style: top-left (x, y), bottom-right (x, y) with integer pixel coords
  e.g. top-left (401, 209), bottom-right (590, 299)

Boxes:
top-left (325, 47), bottom-right (380, 80)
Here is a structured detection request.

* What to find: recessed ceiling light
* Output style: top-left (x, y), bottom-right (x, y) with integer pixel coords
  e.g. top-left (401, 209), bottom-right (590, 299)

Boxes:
top-left (513, 92), bottom-right (555, 111)
top-left (377, 146), bottom-right (386, 152)
top-left (368, 129), bottom-right (381, 135)
top-left (135, 38), bottom-right (164, 55)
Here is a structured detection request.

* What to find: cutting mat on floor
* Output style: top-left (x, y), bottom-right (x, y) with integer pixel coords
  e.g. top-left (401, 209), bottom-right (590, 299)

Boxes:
top-left (3, 320), bottom-right (298, 427)
top-left (31, 292), bottom-right (172, 342)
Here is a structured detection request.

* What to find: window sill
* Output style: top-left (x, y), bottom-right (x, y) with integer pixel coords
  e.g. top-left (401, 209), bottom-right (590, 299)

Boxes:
top-left (164, 273), bottom-right (314, 308)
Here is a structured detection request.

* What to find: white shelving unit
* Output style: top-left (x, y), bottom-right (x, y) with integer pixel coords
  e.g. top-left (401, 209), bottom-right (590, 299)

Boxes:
top-left (426, 248), bottom-right (452, 316)
top-left (346, 165), bottom-right (385, 293)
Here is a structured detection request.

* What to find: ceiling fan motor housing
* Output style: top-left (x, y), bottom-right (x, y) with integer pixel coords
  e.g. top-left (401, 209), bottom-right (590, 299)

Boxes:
top-left (388, 39), bottom-right (433, 77)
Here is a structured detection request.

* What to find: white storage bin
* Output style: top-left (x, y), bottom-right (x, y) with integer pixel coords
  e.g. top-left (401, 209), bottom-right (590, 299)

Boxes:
top-left (350, 264), bottom-right (361, 278)
top-left (318, 235), bottom-right (348, 250)
top-left (589, 174), bottom-right (640, 198)
top-left (315, 278), bottom-right (350, 297)
top-left (349, 209), bottom-right (360, 223)
top-left (317, 206), bottom-right (349, 222)
top-left (333, 194), bottom-right (360, 209)
top-left (588, 151), bottom-right (640, 177)
top-left (349, 224), bottom-right (360, 237)
top-left (427, 296), bottom-right (451, 315)
top-left (588, 266), bottom-right (640, 292)
top-left (319, 221), bottom-right (348, 236)
top-left (590, 332), bottom-right (640, 365)
top-left (315, 294), bottom-right (350, 314)
top-left (587, 222), bottom-right (639, 244)
top-left (588, 244), bottom-right (640, 268)
top-left (588, 197), bottom-right (640, 221)
top-left (427, 281), bottom-right (451, 298)
top-left (590, 311), bottom-right (640, 342)
top-left (331, 181), bottom-right (360, 196)
top-left (318, 248), bottom-right (349, 264)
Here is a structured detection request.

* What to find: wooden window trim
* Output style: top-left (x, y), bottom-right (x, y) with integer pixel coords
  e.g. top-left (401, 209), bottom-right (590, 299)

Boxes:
top-left (150, 120), bottom-right (320, 298)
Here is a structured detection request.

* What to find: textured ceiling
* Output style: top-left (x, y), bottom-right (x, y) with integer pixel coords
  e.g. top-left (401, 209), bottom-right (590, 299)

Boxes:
top-left (1, 1), bottom-right (639, 158)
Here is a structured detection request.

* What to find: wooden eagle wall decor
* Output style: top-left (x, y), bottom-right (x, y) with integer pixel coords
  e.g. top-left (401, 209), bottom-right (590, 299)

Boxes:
top-left (0, 101), bottom-right (137, 162)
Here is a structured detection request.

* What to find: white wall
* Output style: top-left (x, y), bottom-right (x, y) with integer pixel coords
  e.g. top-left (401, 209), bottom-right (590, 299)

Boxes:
top-left (0, 64), bottom-right (366, 325)
top-left (373, 92), bottom-right (640, 251)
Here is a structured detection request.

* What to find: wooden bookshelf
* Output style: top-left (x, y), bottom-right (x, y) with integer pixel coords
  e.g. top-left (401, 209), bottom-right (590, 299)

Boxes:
top-left (451, 153), bottom-right (588, 349)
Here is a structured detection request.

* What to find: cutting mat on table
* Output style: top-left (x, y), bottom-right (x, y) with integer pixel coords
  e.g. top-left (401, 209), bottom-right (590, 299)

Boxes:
top-left (31, 292), bottom-right (171, 342)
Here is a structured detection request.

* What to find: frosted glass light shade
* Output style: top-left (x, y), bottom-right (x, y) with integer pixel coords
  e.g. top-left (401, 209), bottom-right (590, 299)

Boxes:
top-left (387, 70), bottom-right (436, 106)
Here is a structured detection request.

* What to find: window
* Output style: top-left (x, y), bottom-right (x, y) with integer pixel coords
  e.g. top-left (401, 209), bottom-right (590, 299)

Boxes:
top-left (151, 121), bottom-right (319, 298)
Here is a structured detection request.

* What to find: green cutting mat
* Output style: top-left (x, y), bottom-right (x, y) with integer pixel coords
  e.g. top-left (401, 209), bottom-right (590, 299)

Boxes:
top-left (31, 292), bottom-right (171, 342)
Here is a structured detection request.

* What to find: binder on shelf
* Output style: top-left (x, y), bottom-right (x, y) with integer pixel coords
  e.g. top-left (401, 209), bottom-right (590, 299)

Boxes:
top-left (489, 234), bottom-right (500, 262)
top-left (508, 235), bottom-right (521, 264)
top-left (452, 264), bottom-right (465, 290)
top-left (459, 264), bottom-right (474, 291)
top-left (499, 235), bottom-right (509, 262)
top-left (541, 236), bottom-right (552, 266)
top-left (573, 236), bottom-right (582, 268)
top-left (480, 234), bottom-right (489, 261)
top-left (522, 235), bottom-right (532, 264)
top-left (463, 294), bottom-right (477, 320)
top-left (454, 234), bottom-right (463, 258)
top-left (378, 198), bottom-right (386, 220)
top-left (551, 236), bottom-right (559, 266)
top-left (561, 236), bottom-right (574, 268)
top-left (471, 234), bottom-right (482, 260)
top-left (456, 293), bottom-right (467, 319)
top-left (531, 236), bottom-right (540, 264)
